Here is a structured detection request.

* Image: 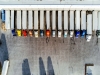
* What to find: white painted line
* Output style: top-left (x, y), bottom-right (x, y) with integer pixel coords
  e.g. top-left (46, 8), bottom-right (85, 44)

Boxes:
top-left (58, 10), bottom-right (62, 30)
top-left (34, 10), bottom-right (38, 30)
top-left (17, 10), bottom-right (21, 29)
top-left (40, 10), bottom-right (44, 30)
top-left (11, 10), bottom-right (14, 29)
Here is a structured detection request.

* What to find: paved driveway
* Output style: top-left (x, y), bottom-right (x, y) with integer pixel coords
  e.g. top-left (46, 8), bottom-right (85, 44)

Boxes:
top-left (0, 31), bottom-right (100, 75)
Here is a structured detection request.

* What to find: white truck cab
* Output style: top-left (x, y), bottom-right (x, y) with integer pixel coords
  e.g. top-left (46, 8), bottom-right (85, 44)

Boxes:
top-left (86, 12), bottom-right (92, 42)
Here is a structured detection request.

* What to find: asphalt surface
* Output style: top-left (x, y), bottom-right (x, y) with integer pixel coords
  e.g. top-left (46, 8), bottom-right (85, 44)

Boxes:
top-left (0, 30), bottom-right (100, 75)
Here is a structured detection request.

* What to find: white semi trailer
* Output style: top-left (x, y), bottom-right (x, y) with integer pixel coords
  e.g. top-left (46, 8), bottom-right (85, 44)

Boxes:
top-left (93, 11), bottom-right (98, 35)
top-left (22, 10), bottom-right (27, 30)
top-left (46, 10), bottom-right (50, 37)
top-left (11, 10), bottom-right (14, 29)
top-left (28, 10), bottom-right (33, 37)
top-left (70, 10), bottom-right (74, 37)
top-left (96, 11), bottom-right (100, 38)
top-left (5, 10), bottom-right (10, 29)
top-left (52, 10), bottom-right (56, 37)
top-left (34, 10), bottom-right (38, 37)
top-left (75, 10), bottom-right (80, 38)
top-left (64, 10), bottom-right (68, 38)
top-left (81, 10), bottom-right (86, 38)
top-left (58, 10), bottom-right (62, 37)
top-left (28, 10), bottom-right (33, 30)
top-left (86, 13), bottom-right (92, 42)
top-left (40, 10), bottom-right (44, 37)
top-left (1, 60), bottom-right (9, 75)
top-left (16, 10), bottom-right (22, 36)
top-left (17, 10), bottom-right (21, 30)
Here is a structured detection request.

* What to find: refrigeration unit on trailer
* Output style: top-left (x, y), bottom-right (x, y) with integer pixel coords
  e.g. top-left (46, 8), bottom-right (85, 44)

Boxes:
top-left (93, 11), bottom-right (98, 36)
top-left (17, 10), bottom-right (22, 36)
top-left (75, 10), bottom-right (80, 38)
top-left (64, 10), bottom-right (68, 38)
top-left (34, 10), bottom-right (38, 38)
top-left (86, 13), bottom-right (92, 42)
top-left (52, 10), bottom-right (56, 37)
top-left (46, 10), bottom-right (50, 37)
top-left (28, 10), bottom-right (33, 37)
top-left (22, 10), bottom-right (27, 37)
top-left (11, 10), bottom-right (16, 36)
top-left (5, 10), bottom-right (10, 30)
top-left (1, 60), bottom-right (9, 75)
top-left (96, 11), bottom-right (100, 38)
top-left (40, 10), bottom-right (44, 37)
top-left (58, 10), bottom-right (62, 37)
top-left (70, 10), bottom-right (74, 37)
top-left (1, 10), bottom-right (5, 22)
top-left (81, 11), bottom-right (86, 38)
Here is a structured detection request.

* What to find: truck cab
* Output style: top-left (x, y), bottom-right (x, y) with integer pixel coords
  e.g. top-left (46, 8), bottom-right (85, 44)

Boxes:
top-left (64, 30), bottom-right (68, 38)
top-left (75, 30), bottom-right (80, 38)
top-left (58, 30), bottom-right (62, 37)
top-left (34, 30), bottom-right (38, 38)
top-left (81, 30), bottom-right (86, 38)
top-left (46, 30), bottom-right (50, 37)
top-left (52, 30), bottom-right (56, 37)
top-left (96, 30), bottom-right (100, 38)
top-left (40, 30), bottom-right (44, 37)
top-left (70, 30), bottom-right (74, 37)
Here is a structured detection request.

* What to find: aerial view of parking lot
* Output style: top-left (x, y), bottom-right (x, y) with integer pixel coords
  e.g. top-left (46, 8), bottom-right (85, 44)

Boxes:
top-left (0, 0), bottom-right (100, 75)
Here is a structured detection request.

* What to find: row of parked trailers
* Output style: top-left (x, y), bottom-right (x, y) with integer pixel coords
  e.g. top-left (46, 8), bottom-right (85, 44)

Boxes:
top-left (1, 10), bottom-right (100, 42)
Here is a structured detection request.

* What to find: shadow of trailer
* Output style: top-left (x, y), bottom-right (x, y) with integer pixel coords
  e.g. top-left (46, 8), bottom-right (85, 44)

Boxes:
top-left (85, 64), bottom-right (94, 75)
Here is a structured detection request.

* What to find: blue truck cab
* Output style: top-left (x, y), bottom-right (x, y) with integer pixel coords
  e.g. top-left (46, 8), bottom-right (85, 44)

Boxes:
top-left (40, 30), bottom-right (44, 37)
top-left (81, 30), bottom-right (86, 38)
top-left (75, 30), bottom-right (80, 38)
top-left (1, 10), bottom-right (5, 22)
top-left (12, 29), bottom-right (16, 36)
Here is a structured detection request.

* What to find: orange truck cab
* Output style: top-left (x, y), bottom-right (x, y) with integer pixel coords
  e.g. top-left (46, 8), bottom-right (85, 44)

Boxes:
top-left (46, 30), bottom-right (50, 37)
